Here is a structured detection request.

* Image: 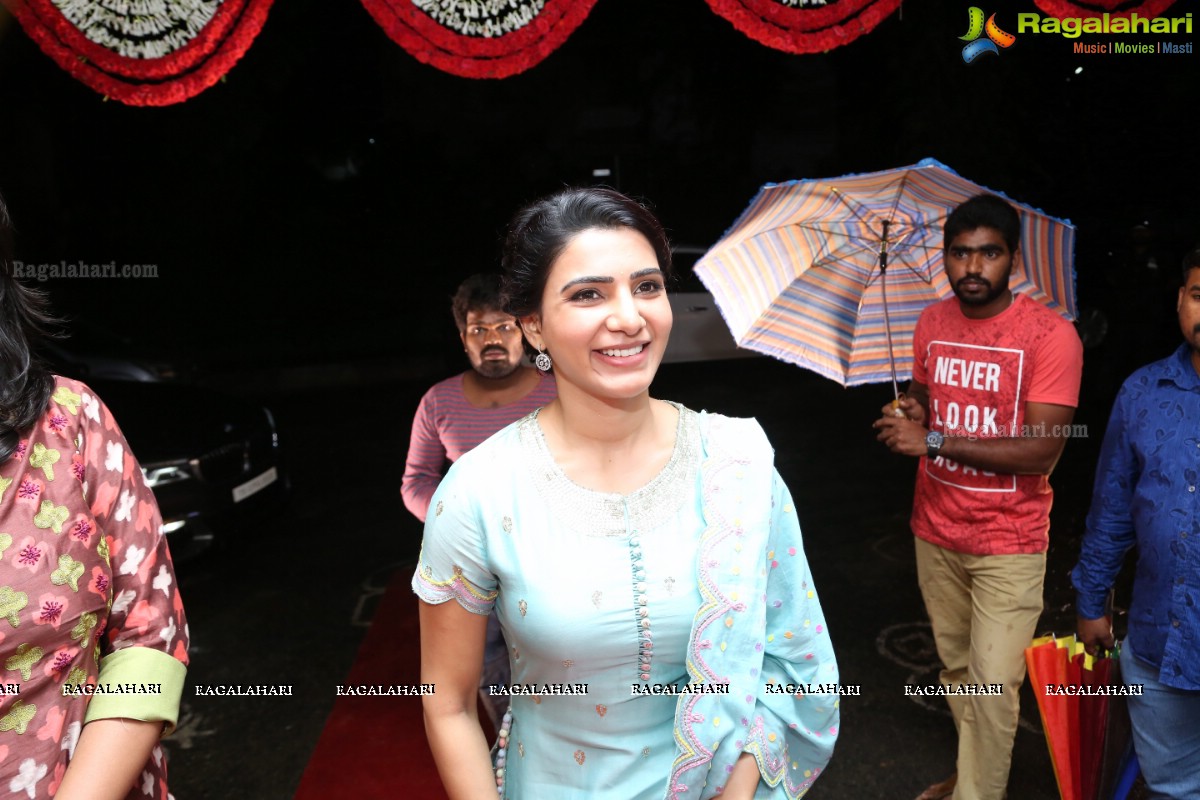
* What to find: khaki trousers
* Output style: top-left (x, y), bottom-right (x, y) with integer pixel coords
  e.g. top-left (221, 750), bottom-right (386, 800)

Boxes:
top-left (914, 537), bottom-right (1046, 800)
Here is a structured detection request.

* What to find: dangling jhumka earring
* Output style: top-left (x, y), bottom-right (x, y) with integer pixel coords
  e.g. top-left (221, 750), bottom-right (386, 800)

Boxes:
top-left (534, 349), bottom-right (552, 372)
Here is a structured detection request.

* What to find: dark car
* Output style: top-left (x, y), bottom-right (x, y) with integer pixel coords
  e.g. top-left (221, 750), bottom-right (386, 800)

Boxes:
top-left (40, 320), bottom-right (192, 383)
top-left (86, 378), bottom-right (287, 559)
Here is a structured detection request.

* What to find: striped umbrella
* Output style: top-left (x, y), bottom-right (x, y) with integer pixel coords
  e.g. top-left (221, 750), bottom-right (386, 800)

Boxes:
top-left (694, 158), bottom-right (1076, 391)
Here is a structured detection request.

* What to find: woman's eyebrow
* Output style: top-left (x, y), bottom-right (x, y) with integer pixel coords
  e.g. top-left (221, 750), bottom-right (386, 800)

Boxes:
top-left (631, 268), bottom-right (664, 279)
top-left (559, 275), bottom-right (614, 292)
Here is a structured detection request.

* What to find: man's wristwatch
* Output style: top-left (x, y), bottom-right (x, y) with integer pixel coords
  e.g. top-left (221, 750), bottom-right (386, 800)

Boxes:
top-left (925, 430), bottom-right (945, 459)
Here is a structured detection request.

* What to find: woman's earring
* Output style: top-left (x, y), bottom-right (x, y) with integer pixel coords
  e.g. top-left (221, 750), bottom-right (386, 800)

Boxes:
top-left (534, 350), bottom-right (552, 372)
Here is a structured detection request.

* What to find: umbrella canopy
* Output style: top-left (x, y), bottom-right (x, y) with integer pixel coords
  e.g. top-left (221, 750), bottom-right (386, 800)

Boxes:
top-left (694, 158), bottom-right (1077, 388)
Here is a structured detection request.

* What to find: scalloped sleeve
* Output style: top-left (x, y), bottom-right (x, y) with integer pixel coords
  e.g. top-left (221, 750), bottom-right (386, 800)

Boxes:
top-left (410, 458), bottom-right (497, 616)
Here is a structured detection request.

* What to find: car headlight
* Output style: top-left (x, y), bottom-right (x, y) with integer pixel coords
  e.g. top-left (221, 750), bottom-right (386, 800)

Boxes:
top-left (142, 461), bottom-right (192, 488)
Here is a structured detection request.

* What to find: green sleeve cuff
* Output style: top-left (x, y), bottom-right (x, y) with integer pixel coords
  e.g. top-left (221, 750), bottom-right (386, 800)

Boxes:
top-left (83, 647), bottom-right (187, 735)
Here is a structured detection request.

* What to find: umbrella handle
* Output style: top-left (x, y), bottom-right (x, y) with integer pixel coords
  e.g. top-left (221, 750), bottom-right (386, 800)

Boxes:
top-left (890, 393), bottom-right (907, 418)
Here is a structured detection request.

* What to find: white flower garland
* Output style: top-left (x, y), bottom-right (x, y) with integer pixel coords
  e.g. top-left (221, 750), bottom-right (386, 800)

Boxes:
top-left (413, 0), bottom-right (547, 38)
top-left (52, 0), bottom-right (221, 58)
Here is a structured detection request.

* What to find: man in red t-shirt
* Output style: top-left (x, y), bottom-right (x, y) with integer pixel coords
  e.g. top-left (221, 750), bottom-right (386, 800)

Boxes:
top-left (875, 195), bottom-right (1083, 800)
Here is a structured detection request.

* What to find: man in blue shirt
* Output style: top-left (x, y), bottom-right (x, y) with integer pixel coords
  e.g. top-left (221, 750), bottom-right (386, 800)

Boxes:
top-left (1073, 246), bottom-right (1200, 799)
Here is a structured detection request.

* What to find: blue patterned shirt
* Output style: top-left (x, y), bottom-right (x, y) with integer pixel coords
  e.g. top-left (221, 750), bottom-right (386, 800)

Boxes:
top-left (1072, 343), bottom-right (1200, 690)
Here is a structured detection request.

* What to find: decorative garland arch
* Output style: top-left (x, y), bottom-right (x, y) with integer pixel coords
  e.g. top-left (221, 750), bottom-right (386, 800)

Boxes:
top-left (702, 0), bottom-right (903, 54)
top-left (10, 0), bottom-right (1171, 100)
top-left (1, 0), bottom-right (274, 106)
top-left (358, 0), bottom-right (600, 79)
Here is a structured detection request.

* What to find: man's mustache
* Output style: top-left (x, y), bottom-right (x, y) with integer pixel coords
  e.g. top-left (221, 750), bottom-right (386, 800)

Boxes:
top-left (482, 345), bottom-right (508, 356)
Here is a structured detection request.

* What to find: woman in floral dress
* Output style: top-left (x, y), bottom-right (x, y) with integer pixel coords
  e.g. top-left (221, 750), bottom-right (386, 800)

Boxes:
top-left (0, 193), bottom-right (188, 799)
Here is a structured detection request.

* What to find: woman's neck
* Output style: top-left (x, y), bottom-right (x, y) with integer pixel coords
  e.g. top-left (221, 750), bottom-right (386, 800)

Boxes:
top-left (536, 385), bottom-right (677, 494)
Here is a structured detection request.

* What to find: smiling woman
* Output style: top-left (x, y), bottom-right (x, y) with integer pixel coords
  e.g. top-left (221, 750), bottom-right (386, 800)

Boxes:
top-left (411, 187), bottom-right (841, 800)
top-left (519, 227), bottom-right (672, 415)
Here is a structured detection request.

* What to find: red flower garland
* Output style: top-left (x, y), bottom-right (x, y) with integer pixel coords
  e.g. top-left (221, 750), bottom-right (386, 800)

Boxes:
top-left (703, 0), bottom-right (903, 54)
top-left (1, 0), bottom-right (274, 106)
top-left (1031, 0), bottom-right (1177, 16)
top-left (359, 0), bottom-right (599, 80)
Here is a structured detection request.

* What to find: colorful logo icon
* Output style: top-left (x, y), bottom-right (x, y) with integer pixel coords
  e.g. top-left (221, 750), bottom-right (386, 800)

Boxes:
top-left (959, 7), bottom-right (1016, 62)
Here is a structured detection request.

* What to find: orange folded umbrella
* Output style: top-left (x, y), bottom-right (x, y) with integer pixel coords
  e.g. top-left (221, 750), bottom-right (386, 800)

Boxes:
top-left (1026, 635), bottom-right (1131, 800)
top-left (1025, 634), bottom-right (1082, 800)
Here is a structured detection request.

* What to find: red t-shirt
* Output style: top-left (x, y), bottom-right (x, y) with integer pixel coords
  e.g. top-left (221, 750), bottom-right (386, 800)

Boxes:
top-left (910, 294), bottom-right (1083, 554)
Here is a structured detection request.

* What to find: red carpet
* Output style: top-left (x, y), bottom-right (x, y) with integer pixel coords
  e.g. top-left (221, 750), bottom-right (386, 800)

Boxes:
top-left (296, 569), bottom-right (458, 799)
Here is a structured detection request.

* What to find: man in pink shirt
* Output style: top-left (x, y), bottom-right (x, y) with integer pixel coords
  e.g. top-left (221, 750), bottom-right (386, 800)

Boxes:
top-left (403, 273), bottom-right (556, 725)
top-left (874, 195), bottom-right (1083, 800)
top-left (402, 273), bottom-right (557, 522)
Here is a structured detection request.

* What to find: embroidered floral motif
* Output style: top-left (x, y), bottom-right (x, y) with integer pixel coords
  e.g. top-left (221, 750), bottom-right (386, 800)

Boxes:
top-left (0, 534), bottom-right (11, 558)
top-left (33, 501), bottom-right (69, 534)
top-left (518, 600), bottom-right (527, 617)
top-left (0, 703), bottom-right (38, 735)
top-left (28, 444), bottom-right (61, 481)
top-left (573, 749), bottom-right (585, 765)
top-left (87, 568), bottom-right (110, 600)
top-left (68, 611), bottom-right (97, 643)
top-left (43, 648), bottom-right (77, 680)
top-left (591, 591), bottom-right (602, 608)
top-left (0, 586), bottom-right (28, 627)
top-left (435, 500), bottom-right (444, 517)
top-left (50, 387), bottom-right (82, 414)
top-left (0, 476), bottom-right (12, 504)
top-left (70, 519), bottom-right (94, 544)
top-left (36, 594), bottom-right (69, 628)
top-left (595, 704), bottom-right (606, 717)
top-left (502, 515), bottom-right (512, 533)
top-left (16, 479), bottom-right (40, 502)
top-left (12, 538), bottom-right (46, 571)
top-left (6, 644), bottom-right (45, 680)
top-left (51, 555), bottom-right (85, 592)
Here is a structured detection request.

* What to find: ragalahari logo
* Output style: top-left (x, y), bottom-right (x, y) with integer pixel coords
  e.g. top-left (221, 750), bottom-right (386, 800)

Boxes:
top-left (959, 7), bottom-right (1016, 62)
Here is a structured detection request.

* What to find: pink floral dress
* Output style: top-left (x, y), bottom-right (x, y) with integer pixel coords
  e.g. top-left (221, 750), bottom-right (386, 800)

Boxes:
top-left (0, 377), bottom-right (188, 798)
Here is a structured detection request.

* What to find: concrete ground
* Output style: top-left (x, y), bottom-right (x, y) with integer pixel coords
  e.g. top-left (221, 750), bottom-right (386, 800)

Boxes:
top-left (164, 353), bottom-right (1127, 799)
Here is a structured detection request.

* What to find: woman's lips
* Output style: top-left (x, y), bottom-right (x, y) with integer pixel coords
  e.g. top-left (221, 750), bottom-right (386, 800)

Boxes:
top-left (598, 344), bottom-right (645, 358)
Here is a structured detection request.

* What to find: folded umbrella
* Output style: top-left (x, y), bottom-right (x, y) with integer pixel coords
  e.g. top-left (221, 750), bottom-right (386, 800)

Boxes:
top-left (1027, 634), bottom-right (1082, 800)
top-left (1025, 635), bottom-right (1137, 800)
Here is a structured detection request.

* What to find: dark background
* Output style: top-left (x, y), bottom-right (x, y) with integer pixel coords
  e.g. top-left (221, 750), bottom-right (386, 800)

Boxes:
top-left (0, 0), bottom-right (1195, 379)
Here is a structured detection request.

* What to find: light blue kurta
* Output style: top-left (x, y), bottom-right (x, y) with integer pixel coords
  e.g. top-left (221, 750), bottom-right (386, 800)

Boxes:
top-left (414, 405), bottom-right (838, 799)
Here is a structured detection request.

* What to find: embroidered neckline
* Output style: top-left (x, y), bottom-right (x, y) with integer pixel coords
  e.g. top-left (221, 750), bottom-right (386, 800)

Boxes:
top-left (517, 402), bottom-right (699, 537)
